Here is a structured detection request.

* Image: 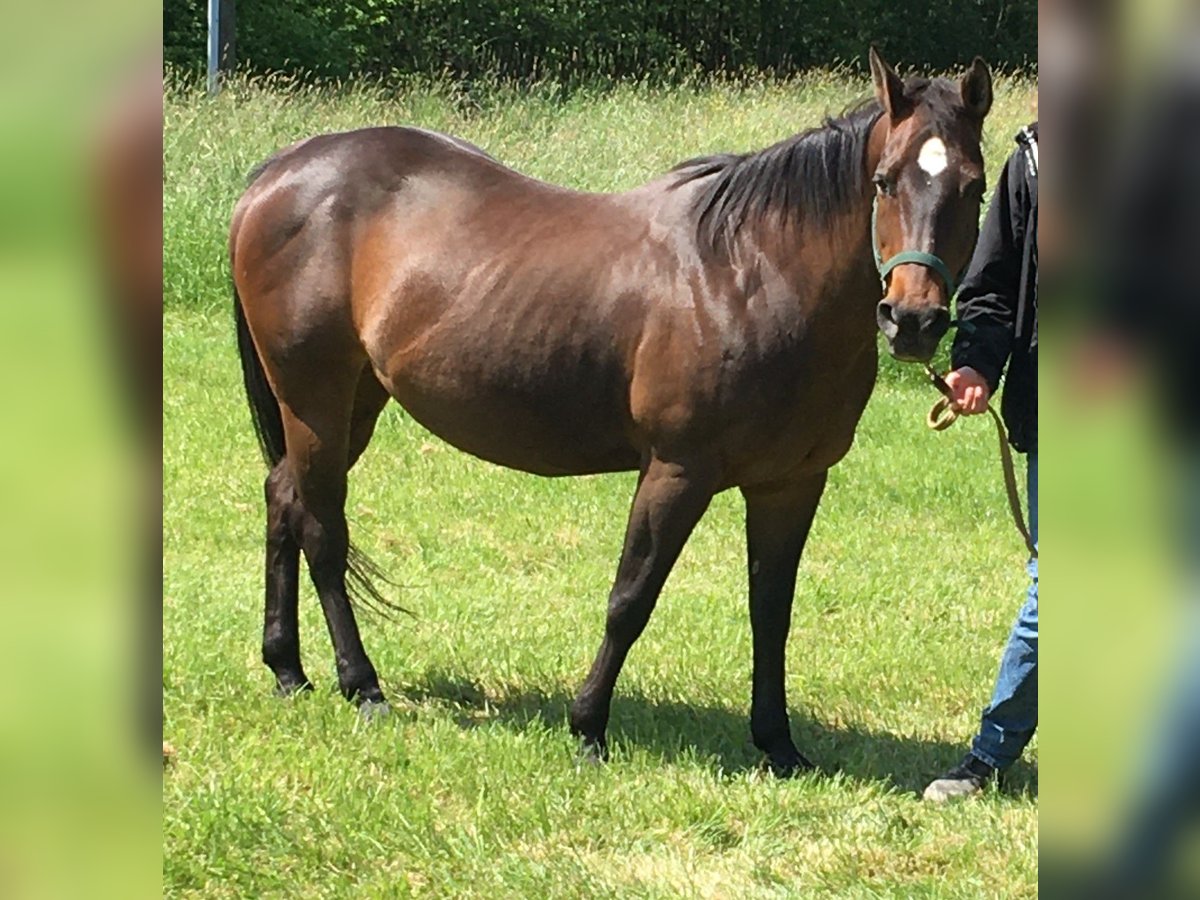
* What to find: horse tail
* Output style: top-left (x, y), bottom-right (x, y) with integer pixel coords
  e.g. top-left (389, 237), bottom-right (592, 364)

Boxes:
top-left (234, 283), bottom-right (286, 467)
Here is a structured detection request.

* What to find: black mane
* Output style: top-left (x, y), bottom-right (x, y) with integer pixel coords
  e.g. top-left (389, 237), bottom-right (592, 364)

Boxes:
top-left (670, 78), bottom-right (953, 251)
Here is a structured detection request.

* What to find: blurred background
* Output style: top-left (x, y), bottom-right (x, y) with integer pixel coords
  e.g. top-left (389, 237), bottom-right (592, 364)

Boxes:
top-left (1041, 0), bottom-right (1200, 895)
top-left (0, 0), bottom-right (159, 896)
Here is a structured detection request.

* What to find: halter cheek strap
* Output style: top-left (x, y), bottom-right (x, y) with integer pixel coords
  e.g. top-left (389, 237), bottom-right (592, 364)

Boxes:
top-left (871, 196), bottom-right (957, 298)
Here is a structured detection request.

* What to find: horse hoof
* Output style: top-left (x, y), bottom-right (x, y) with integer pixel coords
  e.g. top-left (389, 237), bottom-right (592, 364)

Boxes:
top-left (358, 699), bottom-right (391, 721)
top-left (274, 677), bottom-right (313, 697)
top-left (575, 737), bottom-right (608, 767)
top-left (767, 749), bottom-right (816, 779)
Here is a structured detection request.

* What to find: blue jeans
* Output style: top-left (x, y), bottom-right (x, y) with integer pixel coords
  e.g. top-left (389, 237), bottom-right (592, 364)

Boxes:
top-left (971, 452), bottom-right (1038, 770)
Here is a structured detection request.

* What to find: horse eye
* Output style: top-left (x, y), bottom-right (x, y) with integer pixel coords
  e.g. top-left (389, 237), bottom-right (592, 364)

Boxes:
top-left (872, 174), bottom-right (895, 197)
top-left (963, 177), bottom-right (986, 200)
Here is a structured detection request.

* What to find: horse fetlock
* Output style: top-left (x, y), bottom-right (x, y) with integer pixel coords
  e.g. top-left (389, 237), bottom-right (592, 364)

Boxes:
top-left (569, 704), bottom-right (610, 764)
top-left (262, 634), bottom-right (305, 686)
top-left (753, 723), bottom-right (816, 777)
top-left (750, 716), bottom-right (792, 754)
top-left (751, 722), bottom-right (813, 777)
top-left (568, 700), bottom-right (609, 747)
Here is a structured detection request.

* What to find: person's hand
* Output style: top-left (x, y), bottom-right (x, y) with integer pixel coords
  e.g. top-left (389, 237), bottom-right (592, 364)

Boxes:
top-left (943, 366), bottom-right (990, 414)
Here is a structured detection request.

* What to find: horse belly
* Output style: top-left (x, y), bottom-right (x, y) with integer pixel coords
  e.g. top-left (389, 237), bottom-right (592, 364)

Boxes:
top-left (376, 350), bottom-right (641, 476)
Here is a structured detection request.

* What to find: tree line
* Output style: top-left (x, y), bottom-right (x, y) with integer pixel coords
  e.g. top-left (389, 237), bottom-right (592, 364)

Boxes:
top-left (164, 0), bottom-right (1036, 84)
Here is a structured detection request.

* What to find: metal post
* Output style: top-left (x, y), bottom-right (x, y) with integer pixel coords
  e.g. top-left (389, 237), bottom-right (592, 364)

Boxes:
top-left (207, 0), bottom-right (220, 95)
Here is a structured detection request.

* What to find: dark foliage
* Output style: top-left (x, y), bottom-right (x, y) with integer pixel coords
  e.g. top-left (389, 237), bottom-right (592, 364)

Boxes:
top-left (164, 0), bottom-right (1036, 84)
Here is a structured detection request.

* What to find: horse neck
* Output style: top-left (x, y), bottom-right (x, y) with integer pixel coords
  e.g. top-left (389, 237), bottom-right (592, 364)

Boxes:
top-left (730, 196), bottom-right (880, 331)
top-left (762, 112), bottom-right (887, 325)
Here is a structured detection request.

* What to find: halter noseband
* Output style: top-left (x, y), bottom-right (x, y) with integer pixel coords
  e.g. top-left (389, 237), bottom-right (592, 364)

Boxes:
top-left (870, 195), bottom-right (957, 299)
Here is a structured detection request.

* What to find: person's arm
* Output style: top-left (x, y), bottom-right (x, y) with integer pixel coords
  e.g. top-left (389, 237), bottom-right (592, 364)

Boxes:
top-left (946, 148), bottom-right (1029, 413)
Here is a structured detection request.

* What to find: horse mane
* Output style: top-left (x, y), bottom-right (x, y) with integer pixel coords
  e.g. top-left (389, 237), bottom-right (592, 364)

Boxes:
top-left (669, 78), bottom-right (943, 251)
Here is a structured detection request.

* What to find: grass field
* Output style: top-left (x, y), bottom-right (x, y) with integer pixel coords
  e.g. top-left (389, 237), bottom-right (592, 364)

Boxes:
top-left (164, 71), bottom-right (1038, 897)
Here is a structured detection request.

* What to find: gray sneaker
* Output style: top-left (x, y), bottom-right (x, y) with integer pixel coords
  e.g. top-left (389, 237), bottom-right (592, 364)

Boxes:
top-left (923, 753), bottom-right (996, 803)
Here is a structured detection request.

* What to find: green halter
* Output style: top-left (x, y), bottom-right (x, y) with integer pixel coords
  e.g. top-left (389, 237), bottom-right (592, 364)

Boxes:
top-left (871, 196), bottom-right (958, 299)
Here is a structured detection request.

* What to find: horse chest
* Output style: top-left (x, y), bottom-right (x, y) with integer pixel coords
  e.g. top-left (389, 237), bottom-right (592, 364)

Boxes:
top-left (719, 339), bottom-right (878, 483)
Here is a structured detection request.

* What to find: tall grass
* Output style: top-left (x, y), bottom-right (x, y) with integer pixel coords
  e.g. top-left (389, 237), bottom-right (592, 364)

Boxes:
top-left (164, 69), bottom-right (1036, 317)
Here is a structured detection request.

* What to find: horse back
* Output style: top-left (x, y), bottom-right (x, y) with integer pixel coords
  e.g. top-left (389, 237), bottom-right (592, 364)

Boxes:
top-left (232, 127), bottom-right (660, 475)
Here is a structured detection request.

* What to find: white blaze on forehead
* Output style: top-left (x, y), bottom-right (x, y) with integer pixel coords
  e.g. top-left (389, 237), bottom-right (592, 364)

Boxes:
top-left (917, 137), bottom-right (949, 176)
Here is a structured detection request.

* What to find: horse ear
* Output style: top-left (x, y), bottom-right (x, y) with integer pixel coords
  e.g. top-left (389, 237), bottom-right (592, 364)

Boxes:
top-left (961, 56), bottom-right (993, 119)
top-left (869, 45), bottom-right (910, 121)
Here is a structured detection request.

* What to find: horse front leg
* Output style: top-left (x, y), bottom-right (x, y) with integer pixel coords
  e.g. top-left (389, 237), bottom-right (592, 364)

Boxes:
top-left (741, 472), bottom-right (828, 777)
top-left (570, 455), bottom-right (718, 761)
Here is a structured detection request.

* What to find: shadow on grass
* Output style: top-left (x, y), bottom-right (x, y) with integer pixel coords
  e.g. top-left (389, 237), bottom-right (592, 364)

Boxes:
top-left (395, 669), bottom-right (1038, 799)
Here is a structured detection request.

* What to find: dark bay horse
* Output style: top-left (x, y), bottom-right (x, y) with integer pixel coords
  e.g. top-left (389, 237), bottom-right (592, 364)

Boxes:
top-left (230, 49), bottom-right (992, 775)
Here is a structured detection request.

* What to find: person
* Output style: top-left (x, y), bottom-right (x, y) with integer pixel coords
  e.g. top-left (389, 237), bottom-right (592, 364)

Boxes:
top-left (923, 120), bottom-right (1038, 802)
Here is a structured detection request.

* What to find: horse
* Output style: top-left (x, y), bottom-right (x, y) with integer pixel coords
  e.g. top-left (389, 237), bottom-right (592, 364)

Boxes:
top-left (230, 49), bottom-right (992, 775)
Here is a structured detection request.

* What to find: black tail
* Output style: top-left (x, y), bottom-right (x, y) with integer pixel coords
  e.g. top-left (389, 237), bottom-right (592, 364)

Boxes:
top-left (234, 282), bottom-right (410, 619)
top-left (234, 284), bottom-right (286, 467)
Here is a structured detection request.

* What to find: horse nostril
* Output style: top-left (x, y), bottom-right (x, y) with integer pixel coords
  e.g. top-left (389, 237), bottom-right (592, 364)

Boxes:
top-left (920, 306), bottom-right (951, 338)
top-left (875, 301), bottom-right (900, 339)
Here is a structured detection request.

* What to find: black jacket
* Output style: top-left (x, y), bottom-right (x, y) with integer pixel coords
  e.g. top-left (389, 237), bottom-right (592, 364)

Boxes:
top-left (950, 124), bottom-right (1038, 453)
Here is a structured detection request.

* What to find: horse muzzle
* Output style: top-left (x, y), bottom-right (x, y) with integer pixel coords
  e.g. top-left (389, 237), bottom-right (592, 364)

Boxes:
top-left (876, 300), bottom-right (951, 363)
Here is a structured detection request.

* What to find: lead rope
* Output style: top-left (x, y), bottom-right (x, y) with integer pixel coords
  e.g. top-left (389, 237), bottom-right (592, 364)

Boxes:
top-left (923, 364), bottom-right (1038, 559)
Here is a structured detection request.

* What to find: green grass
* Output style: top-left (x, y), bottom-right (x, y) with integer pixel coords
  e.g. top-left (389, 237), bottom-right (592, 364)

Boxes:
top-left (164, 73), bottom-right (1038, 897)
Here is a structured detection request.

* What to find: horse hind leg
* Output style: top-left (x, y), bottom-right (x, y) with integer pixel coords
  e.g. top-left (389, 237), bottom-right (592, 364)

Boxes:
top-left (239, 289), bottom-right (313, 697)
top-left (279, 363), bottom-right (392, 707)
top-left (259, 367), bottom-right (389, 698)
top-left (262, 460), bottom-right (309, 695)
